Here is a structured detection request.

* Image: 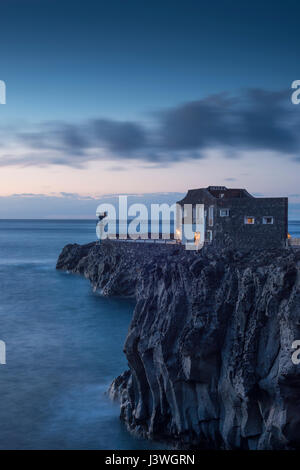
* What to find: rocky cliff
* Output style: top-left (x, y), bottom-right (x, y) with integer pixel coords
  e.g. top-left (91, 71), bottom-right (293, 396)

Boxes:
top-left (56, 241), bottom-right (300, 449)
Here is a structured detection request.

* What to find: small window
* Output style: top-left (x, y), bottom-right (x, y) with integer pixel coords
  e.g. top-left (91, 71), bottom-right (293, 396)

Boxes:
top-left (206, 230), bottom-right (213, 242)
top-left (244, 216), bottom-right (255, 225)
top-left (209, 206), bottom-right (214, 226)
top-left (182, 206), bottom-right (192, 224)
top-left (220, 208), bottom-right (230, 217)
top-left (194, 231), bottom-right (201, 244)
top-left (263, 216), bottom-right (274, 225)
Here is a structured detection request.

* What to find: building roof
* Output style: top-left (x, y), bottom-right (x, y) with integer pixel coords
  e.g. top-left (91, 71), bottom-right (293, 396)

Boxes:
top-left (177, 186), bottom-right (253, 205)
top-left (207, 186), bottom-right (252, 199)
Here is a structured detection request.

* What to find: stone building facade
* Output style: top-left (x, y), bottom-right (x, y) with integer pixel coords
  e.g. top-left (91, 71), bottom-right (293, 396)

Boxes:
top-left (176, 186), bottom-right (288, 250)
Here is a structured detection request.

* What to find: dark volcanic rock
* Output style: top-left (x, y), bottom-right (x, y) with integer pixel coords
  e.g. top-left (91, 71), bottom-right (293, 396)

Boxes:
top-left (56, 241), bottom-right (300, 449)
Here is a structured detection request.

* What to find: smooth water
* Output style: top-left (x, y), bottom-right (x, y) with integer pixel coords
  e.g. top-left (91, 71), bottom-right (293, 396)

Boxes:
top-left (0, 220), bottom-right (163, 450)
top-left (289, 220), bottom-right (300, 237)
top-left (0, 219), bottom-right (299, 450)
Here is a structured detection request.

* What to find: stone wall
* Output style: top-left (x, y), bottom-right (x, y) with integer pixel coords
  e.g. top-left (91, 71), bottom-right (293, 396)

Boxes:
top-left (212, 197), bottom-right (288, 250)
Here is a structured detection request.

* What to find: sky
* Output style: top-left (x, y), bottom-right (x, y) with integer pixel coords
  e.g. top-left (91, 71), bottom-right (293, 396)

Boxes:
top-left (0, 0), bottom-right (300, 218)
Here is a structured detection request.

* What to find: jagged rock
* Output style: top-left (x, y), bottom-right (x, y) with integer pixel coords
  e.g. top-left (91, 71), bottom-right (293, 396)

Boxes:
top-left (56, 241), bottom-right (300, 449)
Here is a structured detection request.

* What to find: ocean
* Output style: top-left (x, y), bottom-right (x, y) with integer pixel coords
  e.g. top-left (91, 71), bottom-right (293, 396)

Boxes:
top-left (0, 219), bottom-right (164, 450)
top-left (289, 220), bottom-right (300, 237)
top-left (0, 219), bottom-right (299, 450)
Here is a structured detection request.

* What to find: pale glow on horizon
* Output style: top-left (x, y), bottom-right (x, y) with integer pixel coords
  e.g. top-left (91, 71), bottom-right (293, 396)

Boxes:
top-left (0, 149), bottom-right (299, 201)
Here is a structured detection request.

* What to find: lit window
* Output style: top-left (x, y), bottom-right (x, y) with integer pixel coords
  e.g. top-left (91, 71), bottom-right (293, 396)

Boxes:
top-left (244, 216), bottom-right (255, 225)
top-left (263, 216), bottom-right (274, 225)
top-left (194, 231), bottom-right (201, 245)
top-left (220, 209), bottom-right (230, 217)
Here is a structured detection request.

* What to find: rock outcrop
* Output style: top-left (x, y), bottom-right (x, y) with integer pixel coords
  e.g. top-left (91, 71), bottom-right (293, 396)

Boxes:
top-left (56, 241), bottom-right (300, 449)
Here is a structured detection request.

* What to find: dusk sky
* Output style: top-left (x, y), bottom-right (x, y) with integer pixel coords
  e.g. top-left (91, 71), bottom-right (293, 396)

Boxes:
top-left (0, 0), bottom-right (300, 217)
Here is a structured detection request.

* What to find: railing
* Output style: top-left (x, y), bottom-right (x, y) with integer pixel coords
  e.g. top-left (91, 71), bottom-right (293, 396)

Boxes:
top-left (102, 233), bottom-right (179, 245)
top-left (115, 238), bottom-right (178, 244)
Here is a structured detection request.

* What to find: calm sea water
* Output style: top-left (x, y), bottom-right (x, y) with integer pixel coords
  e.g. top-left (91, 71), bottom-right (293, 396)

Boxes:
top-left (0, 219), bottom-right (164, 450)
top-left (289, 220), bottom-right (300, 237)
top-left (0, 219), bottom-right (299, 450)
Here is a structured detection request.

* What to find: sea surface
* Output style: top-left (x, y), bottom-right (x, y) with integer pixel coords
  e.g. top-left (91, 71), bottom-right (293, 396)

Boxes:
top-left (289, 220), bottom-right (300, 237)
top-left (0, 219), bottom-right (164, 450)
top-left (0, 219), bottom-right (299, 450)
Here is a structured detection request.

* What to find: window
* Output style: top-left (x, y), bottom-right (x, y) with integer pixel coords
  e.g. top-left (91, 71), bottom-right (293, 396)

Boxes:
top-left (206, 230), bottom-right (213, 242)
top-left (220, 208), bottom-right (230, 217)
top-left (194, 231), bottom-right (201, 245)
top-left (208, 206), bottom-right (214, 226)
top-left (192, 206), bottom-right (196, 224)
top-left (244, 216), bottom-right (255, 225)
top-left (220, 193), bottom-right (225, 198)
top-left (263, 216), bottom-right (274, 225)
top-left (182, 206), bottom-right (192, 224)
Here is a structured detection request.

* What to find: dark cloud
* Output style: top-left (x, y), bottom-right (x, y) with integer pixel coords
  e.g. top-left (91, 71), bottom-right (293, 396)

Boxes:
top-left (1, 89), bottom-right (299, 167)
top-left (158, 94), bottom-right (236, 152)
top-left (158, 89), bottom-right (297, 156)
top-left (92, 119), bottom-right (147, 153)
